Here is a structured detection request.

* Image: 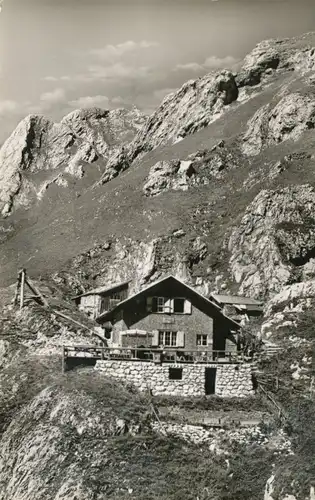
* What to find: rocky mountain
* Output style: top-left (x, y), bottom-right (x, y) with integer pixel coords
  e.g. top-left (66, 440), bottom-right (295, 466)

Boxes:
top-left (1, 32), bottom-right (315, 500)
top-left (0, 106), bottom-right (146, 216)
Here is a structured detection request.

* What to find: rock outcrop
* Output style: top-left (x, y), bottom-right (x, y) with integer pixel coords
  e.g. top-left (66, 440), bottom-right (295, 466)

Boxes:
top-left (242, 93), bottom-right (315, 156)
top-left (60, 233), bottom-right (210, 296)
top-left (0, 380), bottom-right (148, 500)
top-left (143, 144), bottom-right (239, 197)
top-left (100, 70), bottom-right (239, 183)
top-left (237, 36), bottom-right (315, 87)
top-left (0, 107), bottom-right (146, 215)
top-left (265, 280), bottom-right (315, 317)
top-left (143, 159), bottom-right (196, 196)
top-left (236, 40), bottom-right (281, 87)
top-left (229, 184), bottom-right (315, 298)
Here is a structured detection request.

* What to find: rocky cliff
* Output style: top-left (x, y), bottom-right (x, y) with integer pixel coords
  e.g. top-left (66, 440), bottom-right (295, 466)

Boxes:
top-left (0, 107), bottom-right (146, 216)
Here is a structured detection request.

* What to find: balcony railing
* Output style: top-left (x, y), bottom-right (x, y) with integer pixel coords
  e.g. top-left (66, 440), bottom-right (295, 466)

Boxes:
top-left (62, 345), bottom-right (250, 365)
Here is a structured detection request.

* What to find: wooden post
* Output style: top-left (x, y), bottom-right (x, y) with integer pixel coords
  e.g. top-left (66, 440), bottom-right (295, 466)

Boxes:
top-left (20, 269), bottom-right (25, 310)
top-left (310, 376), bottom-right (314, 396)
top-left (13, 270), bottom-right (22, 306)
top-left (62, 346), bottom-right (66, 374)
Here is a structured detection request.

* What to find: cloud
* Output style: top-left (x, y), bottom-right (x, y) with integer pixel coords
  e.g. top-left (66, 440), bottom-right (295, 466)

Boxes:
top-left (41, 40), bottom-right (159, 86)
top-left (0, 100), bottom-right (19, 116)
top-left (175, 55), bottom-right (240, 73)
top-left (175, 62), bottom-right (203, 72)
top-left (40, 88), bottom-right (66, 105)
top-left (43, 75), bottom-right (71, 82)
top-left (90, 40), bottom-right (159, 61)
top-left (87, 63), bottom-right (152, 81)
top-left (68, 95), bottom-right (109, 109)
top-left (111, 96), bottom-right (125, 105)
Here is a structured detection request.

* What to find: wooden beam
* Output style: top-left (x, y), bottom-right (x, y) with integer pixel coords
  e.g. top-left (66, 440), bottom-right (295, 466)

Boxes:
top-left (25, 277), bottom-right (49, 307)
top-left (51, 309), bottom-right (106, 344)
top-left (20, 269), bottom-right (25, 310)
top-left (52, 309), bottom-right (94, 332)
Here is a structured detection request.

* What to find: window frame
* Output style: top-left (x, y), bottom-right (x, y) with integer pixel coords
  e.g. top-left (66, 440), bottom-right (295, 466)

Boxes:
top-left (151, 296), bottom-right (189, 314)
top-left (157, 296), bottom-right (165, 313)
top-left (196, 334), bottom-right (209, 347)
top-left (159, 330), bottom-right (178, 347)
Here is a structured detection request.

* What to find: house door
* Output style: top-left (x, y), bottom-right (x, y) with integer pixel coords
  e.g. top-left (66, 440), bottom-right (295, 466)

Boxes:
top-left (205, 368), bottom-right (216, 395)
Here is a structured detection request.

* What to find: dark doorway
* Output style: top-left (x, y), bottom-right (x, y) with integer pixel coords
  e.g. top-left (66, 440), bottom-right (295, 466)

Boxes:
top-left (205, 368), bottom-right (217, 395)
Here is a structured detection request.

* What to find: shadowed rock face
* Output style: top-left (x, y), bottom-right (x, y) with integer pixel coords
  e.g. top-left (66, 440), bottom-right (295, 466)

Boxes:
top-left (236, 37), bottom-right (315, 87)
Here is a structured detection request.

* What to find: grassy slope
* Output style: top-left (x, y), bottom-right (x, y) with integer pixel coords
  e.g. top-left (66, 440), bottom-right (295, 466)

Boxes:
top-left (0, 360), bottom-right (274, 500)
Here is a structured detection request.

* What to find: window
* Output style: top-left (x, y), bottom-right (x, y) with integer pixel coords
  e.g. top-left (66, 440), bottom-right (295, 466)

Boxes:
top-left (150, 297), bottom-right (189, 314)
top-left (157, 297), bottom-right (165, 312)
top-left (174, 298), bottom-right (185, 313)
top-left (152, 297), bottom-right (173, 313)
top-left (100, 297), bottom-right (109, 313)
top-left (197, 334), bottom-right (209, 346)
top-left (159, 330), bottom-right (177, 347)
top-left (111, 293), bottom-right (121, 300)
top-left (169, 368), bottom-right (183, 380)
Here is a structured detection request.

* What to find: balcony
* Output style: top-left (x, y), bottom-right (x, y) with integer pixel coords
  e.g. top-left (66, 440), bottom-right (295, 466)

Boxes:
top-left (62, 345), bottom-right (249, 366)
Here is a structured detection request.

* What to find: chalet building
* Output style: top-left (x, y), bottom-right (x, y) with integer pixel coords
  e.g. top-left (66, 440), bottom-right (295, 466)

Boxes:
top-left (96, 275), bottom-right (241, 356)
top-left (209, 294), bottom-right (263, 325)
top-left (73, 281), bottom-right (129, 320)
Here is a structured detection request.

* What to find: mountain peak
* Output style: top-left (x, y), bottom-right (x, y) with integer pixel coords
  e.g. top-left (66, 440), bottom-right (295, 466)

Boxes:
top-left (0, 106), bottom-right (146, 216)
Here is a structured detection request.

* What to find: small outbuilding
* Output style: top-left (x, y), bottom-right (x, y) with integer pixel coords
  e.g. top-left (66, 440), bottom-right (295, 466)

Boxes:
top-left (73, 281), bottom-right (130, 320)
top-left (209, 293), bottom-right (263, 325)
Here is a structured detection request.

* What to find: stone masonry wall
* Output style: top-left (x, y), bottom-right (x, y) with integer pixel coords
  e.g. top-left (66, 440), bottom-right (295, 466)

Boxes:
top-left (95, 361), bottom-right (254, 398)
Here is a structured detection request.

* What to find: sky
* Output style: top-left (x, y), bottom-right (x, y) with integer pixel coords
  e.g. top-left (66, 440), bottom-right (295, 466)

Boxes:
top-left (0, 0), bottom-right (315, 142)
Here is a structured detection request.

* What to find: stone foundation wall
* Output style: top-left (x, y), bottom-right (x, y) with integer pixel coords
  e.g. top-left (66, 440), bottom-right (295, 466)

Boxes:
top-left (95, 361), bottom-right (254, 398)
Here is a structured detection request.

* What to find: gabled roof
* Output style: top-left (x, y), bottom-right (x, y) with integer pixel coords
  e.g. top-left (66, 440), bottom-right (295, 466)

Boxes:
top-left (210, 293), bottom-right (263, 307)
top-left (73, 281), bottom-right (130, 300)
top-left (96, 274), bottom-right (240, 328)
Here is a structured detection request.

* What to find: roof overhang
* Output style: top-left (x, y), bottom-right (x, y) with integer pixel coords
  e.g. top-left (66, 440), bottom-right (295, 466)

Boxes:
top-left (210, 293), bottom-right (263, 307)
top-left (72, 280), bottom-right (130, 300)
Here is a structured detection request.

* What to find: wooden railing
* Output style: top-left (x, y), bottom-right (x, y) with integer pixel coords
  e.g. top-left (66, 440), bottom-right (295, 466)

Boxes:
top-left (62, 345), bottom-right (250, 365)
